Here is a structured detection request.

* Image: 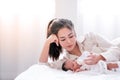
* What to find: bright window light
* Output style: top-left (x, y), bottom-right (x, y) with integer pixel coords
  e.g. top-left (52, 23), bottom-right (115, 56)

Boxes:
top-left (77, 0), bottom-right (120, 39)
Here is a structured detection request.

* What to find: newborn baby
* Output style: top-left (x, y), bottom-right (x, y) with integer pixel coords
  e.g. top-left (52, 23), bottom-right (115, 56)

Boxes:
top-left (62, 51), bottom-right (108, 73)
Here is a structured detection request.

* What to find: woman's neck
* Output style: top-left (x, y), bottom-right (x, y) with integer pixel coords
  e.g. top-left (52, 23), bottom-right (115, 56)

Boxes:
top-left (69, 43), bottom-right (81, 56)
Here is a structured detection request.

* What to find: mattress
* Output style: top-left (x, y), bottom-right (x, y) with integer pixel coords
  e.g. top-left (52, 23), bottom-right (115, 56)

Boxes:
top-left (15, 64), bottom-right (120, 80)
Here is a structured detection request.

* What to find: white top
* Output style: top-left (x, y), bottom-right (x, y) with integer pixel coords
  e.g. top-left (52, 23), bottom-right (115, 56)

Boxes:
top-left (39, 32), bottom-right (120, 70)
top-left (76, 51), bottom-right (108, 73)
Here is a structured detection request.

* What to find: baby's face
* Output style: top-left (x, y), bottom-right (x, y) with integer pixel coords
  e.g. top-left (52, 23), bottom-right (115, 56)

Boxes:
top-left (65, 59), bottom-right (81, 71)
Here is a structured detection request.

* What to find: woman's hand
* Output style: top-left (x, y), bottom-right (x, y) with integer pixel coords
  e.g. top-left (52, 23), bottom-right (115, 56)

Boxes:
top-left (39, 34), bottom-right (58, 63)
top-left (84, 54), bottom-right (105, 65)
top-left (47, 34), bottom-right (59, 46)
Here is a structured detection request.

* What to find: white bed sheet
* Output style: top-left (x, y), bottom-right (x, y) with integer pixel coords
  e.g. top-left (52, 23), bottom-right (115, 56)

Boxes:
top-left (15, 64), bottom-right (120, 80)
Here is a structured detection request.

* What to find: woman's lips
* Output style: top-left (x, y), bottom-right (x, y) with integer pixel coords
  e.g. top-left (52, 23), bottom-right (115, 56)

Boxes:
top-left (67, 45), bottom-right (73, 48)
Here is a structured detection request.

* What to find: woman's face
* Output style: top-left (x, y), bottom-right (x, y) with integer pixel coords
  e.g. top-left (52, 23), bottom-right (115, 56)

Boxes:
top-left (57, 27), bottom-right (77, 51)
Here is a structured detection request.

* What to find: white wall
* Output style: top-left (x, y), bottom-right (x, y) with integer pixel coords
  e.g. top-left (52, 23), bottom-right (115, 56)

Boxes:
top-left (0, 0), bottom-right (79, 80)
top-left (55, 0), bottom-right (80, 37)
top-left (0, 0), bottom-right (55, 80)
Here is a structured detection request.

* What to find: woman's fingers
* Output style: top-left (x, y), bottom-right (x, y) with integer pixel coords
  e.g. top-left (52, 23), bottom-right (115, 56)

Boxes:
top-left (47, 34), bottom-right (59, 46)
top-left (54, 39), bottom-right (59, 46)
top-left (84, 54), bottom-right (97, 65)
top-left (84, 59), bottom-right (93, 65)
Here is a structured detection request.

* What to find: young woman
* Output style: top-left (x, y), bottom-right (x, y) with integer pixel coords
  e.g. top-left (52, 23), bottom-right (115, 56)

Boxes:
top-left (39, 18), bottom-right (120, 70)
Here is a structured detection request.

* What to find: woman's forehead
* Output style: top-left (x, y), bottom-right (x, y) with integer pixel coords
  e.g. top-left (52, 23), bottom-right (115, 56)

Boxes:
top-left (57, 28), bottom-right (74, 37)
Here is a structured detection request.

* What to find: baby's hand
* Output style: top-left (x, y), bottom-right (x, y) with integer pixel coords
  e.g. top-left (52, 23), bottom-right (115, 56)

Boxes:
top-left (107, 63), bottom-right (118, 70)
top-left (74, 68), bottom-right (86, 72)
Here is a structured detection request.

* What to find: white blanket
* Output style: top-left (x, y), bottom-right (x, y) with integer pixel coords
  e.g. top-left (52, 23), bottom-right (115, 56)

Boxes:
top-left (15, 64), bottom-right (120, 80)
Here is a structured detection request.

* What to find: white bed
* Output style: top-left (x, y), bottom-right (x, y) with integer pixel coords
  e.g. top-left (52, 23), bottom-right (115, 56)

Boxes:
top-left (15, 64), bottom-right (120, 80)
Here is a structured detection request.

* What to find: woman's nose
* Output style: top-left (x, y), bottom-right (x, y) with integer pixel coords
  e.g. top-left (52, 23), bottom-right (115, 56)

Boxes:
top-left (66, 39), bottom-right (71, 43)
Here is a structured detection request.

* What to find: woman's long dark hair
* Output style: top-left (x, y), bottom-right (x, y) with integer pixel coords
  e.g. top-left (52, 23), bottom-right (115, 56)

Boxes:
top-left (47, 18), bottom-right (74, 61)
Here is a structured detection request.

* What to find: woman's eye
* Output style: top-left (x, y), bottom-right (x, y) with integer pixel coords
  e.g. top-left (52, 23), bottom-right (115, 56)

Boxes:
top-left (69, 35), bottom-right (73, 38)
top-left (60, 39), bottom-right (65, 41)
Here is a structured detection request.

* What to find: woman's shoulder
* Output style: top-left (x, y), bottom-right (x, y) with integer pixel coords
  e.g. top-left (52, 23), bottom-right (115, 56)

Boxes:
top-left (83, 32), bottom-right (107, 42)
top-left (78, 32), bottom-right (97, 43)
top-left (84, 32), bottom-right (98, 38)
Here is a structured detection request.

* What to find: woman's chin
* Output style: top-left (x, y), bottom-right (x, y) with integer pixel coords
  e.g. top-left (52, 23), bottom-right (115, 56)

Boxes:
top-left (66, 47), bottom-right (74, 52)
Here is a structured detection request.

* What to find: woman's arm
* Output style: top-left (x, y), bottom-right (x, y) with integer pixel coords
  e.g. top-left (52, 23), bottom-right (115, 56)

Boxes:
top-left (91, 32), bottom-right (112, 50)
top-left (84, 47), bottom-right (120, 65)
top-left (39, 40), bottom-right (50, 62)
top-left (39, 34), bottom-right (58, 63)
top-left (84, 33), bottom-right (113, 64)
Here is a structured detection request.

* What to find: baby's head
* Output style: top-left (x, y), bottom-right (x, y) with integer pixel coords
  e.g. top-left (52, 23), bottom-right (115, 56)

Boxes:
top-left (62, 59), bottom-right (80, 71)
